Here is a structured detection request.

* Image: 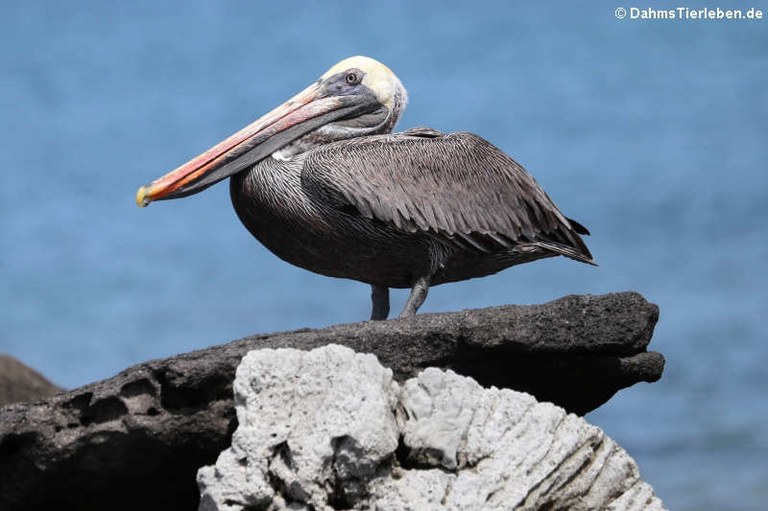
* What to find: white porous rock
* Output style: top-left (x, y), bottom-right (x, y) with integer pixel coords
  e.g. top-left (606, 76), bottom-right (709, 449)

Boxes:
top-left (377, 368), bottom-right (665, 510)
top-left (198, 345), bottom-right (665, 511)
top-left (197, 345), bottom-right (399, 511)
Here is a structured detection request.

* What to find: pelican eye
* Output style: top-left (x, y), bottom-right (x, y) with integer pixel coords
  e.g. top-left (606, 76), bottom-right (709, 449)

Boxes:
top-left (345, 71), bottom-right (361, 85)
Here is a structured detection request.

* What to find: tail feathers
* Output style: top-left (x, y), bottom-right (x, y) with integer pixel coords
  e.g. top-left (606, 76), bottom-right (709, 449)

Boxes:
top-left (534, 240), bottom-right (597, 266)
top-left (566, 216), bottom-right (591, 235)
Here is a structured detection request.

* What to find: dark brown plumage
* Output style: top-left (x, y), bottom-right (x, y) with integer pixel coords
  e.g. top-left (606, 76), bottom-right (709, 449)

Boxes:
top-left (138, 56), bottom-right (594, 320)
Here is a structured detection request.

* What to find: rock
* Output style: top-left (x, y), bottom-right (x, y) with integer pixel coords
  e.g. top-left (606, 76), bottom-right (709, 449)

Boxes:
top-left (198, 345), bottom-right (400, 511)
top-left (198, 345), bottom-right (666, 510)
top-left (0, 355), bottom-right (63, 406)
top-left (0, 292), bottom-right (664, 511)
top-left (390, 368), bottom-right (663, 510)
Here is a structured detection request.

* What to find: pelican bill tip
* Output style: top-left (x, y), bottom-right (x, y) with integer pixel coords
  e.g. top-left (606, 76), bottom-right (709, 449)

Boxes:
top-left (136, 186), bottom-right (151, 207)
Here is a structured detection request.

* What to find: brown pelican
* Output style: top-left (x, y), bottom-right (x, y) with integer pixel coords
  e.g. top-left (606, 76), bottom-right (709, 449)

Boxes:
top-left (136, 56), bottom-right (594, 320)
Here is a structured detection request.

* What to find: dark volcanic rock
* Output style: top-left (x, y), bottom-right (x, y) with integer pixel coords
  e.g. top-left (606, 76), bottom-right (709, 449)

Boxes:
top-left (0, 292), bottom-right (663, 511)
top-left (0, 355), bottom-right (63, 406)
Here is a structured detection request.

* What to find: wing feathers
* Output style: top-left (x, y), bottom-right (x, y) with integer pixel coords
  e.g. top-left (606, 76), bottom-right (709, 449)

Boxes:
top-left (302, 131), bottom-right (593, 262)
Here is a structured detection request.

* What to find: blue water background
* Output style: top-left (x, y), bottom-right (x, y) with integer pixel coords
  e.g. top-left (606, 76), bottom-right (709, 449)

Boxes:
top-left (1, 2), bottom-right (766, 509)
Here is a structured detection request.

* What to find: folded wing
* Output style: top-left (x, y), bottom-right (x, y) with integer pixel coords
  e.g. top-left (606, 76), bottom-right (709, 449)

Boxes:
top-left (301, 129), bottom-right (594, 264)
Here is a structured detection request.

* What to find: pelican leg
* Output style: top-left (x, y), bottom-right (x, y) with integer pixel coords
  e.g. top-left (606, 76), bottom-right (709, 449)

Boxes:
top-left (399, 276), bottom-right (430, 318)
top-left (371, 285), bottom-right (390, 320)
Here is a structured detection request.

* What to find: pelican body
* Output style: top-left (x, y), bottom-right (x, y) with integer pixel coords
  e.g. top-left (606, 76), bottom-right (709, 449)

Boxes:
top-left (137, 56), bottom-right (594, 320)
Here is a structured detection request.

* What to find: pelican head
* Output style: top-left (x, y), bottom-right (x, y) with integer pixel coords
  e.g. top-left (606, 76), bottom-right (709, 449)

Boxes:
top-left (137, 56), bottom-right (407, 206)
